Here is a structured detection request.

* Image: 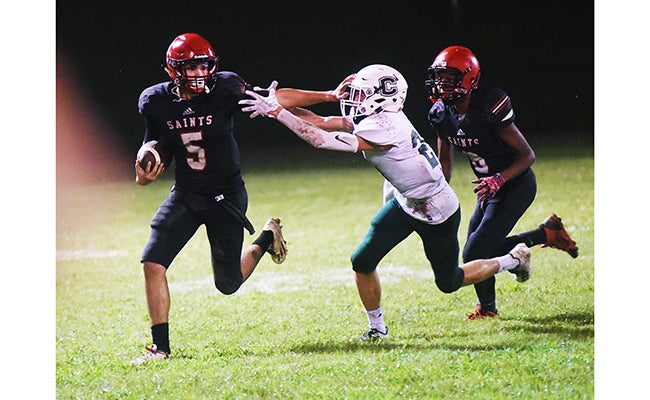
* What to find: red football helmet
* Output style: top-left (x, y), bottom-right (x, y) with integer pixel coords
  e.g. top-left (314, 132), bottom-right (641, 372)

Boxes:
top-left (425, 46), bottom-right (481, 103)
top-left (165, 33), bottom-right (218, 93)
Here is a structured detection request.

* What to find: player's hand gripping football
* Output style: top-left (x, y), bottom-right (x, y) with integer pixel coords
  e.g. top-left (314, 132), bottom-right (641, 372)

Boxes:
top-left (472, 173), bottom-right (505, 203)
top-left (135, 158), bottom-right (164, 185)
top-left (239, 81), bottom-right (282, 119)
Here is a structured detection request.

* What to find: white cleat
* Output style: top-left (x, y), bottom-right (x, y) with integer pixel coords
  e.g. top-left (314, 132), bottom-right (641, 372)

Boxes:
top-left (360, 327), bottom-right (389, 341)
top-left (131, 344), bottom-right (170, 365)
top-left (509, 243), bottom-right (531, 283)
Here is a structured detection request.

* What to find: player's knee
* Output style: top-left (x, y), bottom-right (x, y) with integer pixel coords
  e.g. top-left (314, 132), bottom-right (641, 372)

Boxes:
top-left (435, 279), bottom-right (459, 294)
top-left (352, 263), bottom-right (376, 274)
top-left (350, 251), bottom-right (376, 274)
top-left (435, 273), bottom-right (463, 294)
top-left (143, 261), bottom-right (167, 279)
top-left (214, 278), bottom-right (242, 295)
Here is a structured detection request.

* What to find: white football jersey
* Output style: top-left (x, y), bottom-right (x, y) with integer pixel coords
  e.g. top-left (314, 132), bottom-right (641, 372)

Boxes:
top-left (355, 111), bottom-right (459, 224)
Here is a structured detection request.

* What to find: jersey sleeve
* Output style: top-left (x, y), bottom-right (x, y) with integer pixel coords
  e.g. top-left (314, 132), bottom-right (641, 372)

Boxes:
top-left (483, 87), bottom-right (515, 128)
top-left (138, 86), bottom-right (164, 143)
top-left (217, 71), bottom-right (249, 102)
top-left (427, 99), bottom-right (446, 126)
top-left (354, 117), bottom-right (395, 146)
top-left (427, 100), bottom-right (460, 141)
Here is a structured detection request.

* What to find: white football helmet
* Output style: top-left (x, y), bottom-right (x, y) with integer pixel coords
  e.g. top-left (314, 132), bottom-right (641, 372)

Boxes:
top-left (340, 64), bottom-right (408, 122)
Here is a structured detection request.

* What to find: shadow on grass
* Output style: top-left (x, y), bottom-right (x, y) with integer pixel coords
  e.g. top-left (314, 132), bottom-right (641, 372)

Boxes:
top-left (288, 310), bottom-right (594, 354)
top-left (499, 310), bottom-right (594, 338)
top-left (154, 312), bottom-right (594, 361)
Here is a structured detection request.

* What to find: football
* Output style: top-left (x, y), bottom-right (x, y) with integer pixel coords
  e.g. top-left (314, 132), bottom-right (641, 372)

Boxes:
top-left (137, 140), bottom-right (173, 170)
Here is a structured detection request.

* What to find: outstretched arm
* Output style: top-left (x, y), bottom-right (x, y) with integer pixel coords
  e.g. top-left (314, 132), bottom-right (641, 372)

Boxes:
top-left (274, 74), bottom-right (354, 108)
top-left (239, 81), bottom-right (359, 152)
top-left (275, 88), bottom-right (336, 108)
top-left (255, 75), bottom-right (355, 131)
top-left (287, 106), bottom-right (352, 132)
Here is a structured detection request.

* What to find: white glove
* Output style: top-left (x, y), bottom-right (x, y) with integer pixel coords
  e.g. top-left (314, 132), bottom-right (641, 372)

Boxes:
top-left (239, 80), bottom-right (282, 118)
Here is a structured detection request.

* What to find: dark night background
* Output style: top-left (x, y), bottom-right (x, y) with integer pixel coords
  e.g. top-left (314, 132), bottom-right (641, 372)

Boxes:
top-left (56, 0), bottom-right (594, 169)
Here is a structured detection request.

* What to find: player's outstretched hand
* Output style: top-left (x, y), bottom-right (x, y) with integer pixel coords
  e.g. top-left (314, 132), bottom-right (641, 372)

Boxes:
top-left (332, 74), bottom-right (355, 100)
top-left (239, 80), bottom-right (282, 119)
top-left (472, 173), bottom-right (505, 203)
top-left (252, 81), bottom-right (277, 94)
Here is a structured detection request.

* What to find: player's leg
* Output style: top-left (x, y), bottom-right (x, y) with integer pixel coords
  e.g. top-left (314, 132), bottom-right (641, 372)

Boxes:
top-left (206, 209), bottom-right (248, 295)
top-left (464, 204), bottom-right (519, 318)
top-left (351, 199), bottom-right (413, 340)
top-left (143, 262), bottom-right (170, 329)
top-left (417, 206), bottom-right (531, 300)
top-left (462, 204), bottom-right (498, 318)
top-left (463, 170), bottom-right (536, 319)
top-left (418, 207), bottom-right (464, 294)
top-left (460, 243), bottom-right (531, 285)
top-left (133, 191), bottom-right (201, 364)
top-left (206, 187), bottom-right (286, 294)
top-left (503, 213), bottom-right (579, 258)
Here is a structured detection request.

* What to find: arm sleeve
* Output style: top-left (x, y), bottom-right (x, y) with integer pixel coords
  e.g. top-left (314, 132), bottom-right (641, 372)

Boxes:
top-left (276, 109), bottom-right (359, 153)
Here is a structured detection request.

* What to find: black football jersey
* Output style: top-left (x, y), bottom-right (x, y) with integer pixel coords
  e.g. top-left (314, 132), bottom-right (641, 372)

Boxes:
top-left (138, 71), bottom-right (251, 195)
top-left (427, 87), bottom-right (516, 178)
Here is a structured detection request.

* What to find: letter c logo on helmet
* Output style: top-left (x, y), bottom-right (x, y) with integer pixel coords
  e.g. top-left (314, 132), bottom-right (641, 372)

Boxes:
top-left (378, 77), bottom-right (398, 96)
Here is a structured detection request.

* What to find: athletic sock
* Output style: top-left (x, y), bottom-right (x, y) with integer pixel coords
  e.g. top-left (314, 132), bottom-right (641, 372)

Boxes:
top-left (495, 253), bottom-right (520, 272)
top-left (366, 307), bottom-right (387, 333)
top-left (513, 228), bottom-right (547, 247)
top-left (151, 323), bottom-right (170, 354)
top-left (479, 299), bottom-right (497, 313)
top-left (252, 230), bottom-right (273, 251)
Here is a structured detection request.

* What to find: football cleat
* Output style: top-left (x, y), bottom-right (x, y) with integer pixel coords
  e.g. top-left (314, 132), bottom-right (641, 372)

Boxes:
top-left (263, 217), bottom-right (287, 264)
top-left (541, 214), bottom-right (579, 258)
top-left (131, 344), bottom-right (170, 365)
top-left (508, 243), bottom-right (531, 283)
top-left (360, 327), bottom-right (389, 341)
top-left (466, 304), bottom-right (499, 320)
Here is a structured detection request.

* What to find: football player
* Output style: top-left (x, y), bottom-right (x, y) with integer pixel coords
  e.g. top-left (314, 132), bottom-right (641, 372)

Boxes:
top-left (239, 64), bottom-right (532, 340)
top-left (424, 46), bottom-right (579, 320)
top-left (132, 33), bottom-right (288, 364)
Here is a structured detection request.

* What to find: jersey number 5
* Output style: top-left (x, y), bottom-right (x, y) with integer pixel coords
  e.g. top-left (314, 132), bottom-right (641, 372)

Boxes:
top-left (180, 131), bottom-right (206, 171)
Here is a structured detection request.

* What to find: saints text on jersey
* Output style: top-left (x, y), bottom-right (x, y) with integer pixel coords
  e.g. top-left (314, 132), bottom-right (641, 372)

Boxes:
top-left (166, 115), bottom-right (213, 130)
top-left (448, 130), bottom-right (479, 148)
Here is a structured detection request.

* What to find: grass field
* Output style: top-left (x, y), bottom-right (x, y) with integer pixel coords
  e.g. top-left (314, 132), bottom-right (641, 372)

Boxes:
top-left (56, 137), bottom-right (594, 399)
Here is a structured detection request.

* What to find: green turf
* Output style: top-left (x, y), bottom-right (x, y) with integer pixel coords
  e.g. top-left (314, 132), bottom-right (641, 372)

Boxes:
top-left (57, 138), bottom-right (594, 399)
